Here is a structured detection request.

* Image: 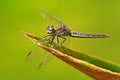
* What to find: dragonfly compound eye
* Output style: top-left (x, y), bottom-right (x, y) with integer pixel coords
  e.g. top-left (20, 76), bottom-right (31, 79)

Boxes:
top-left (46, 26), bottom-right (55, 34)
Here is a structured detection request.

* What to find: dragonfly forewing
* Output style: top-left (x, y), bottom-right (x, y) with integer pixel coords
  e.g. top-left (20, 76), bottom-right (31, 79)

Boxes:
top-left (41, 9), bottom-right (65, 26)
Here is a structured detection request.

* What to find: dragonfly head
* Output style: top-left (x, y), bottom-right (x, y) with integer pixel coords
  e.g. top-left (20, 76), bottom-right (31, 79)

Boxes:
top-left (46, 26), bottom-right (55, 34)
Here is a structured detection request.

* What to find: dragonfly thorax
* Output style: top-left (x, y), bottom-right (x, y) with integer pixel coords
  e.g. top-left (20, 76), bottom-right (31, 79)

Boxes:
top-left (46, 26), bottom-right (55, 34)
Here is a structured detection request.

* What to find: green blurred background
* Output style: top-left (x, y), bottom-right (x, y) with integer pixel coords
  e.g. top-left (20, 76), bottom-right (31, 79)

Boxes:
top-left (0, 0), bottom-right (120, 80)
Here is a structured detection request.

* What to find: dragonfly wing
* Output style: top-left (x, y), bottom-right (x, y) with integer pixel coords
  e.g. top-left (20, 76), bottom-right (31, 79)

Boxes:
top-left (40, 9), bottom-right (65, 26)
top-left (38, 53), bottom-right (55, 70)
top-left (26, 47), bottom-right (55, 70)
top-left (26, 47), bottom-right (47, 62)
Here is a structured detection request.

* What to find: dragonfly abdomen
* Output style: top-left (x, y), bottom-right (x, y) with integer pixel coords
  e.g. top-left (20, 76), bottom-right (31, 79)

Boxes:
top-left (70, 32), bottom-right (109, 38)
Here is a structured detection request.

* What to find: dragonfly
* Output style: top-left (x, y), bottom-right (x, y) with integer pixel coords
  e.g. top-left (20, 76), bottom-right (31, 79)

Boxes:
top-left (41, 9), bottom-right (109, 46)
top-left (26, 9), bottom-right (110, 70)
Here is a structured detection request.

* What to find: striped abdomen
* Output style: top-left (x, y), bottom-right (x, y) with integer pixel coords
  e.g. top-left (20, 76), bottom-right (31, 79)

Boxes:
top-left (70, 32), bottom-right (110, 38)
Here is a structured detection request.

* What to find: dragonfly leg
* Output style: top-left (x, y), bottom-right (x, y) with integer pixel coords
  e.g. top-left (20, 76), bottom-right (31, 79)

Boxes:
top-left (47, 36), bottom-right (53, 43)
top-left (50, 36), bottom-right (55, 44)
top-left (43, 35), bottom-right (50, 38)
top-left (57, 36), bottom-right (59, 45)
top-left (42, 35), bottom-right (53, 45)
top-left (42, 35), bottom-right (50, 40)
top-left (59, 36), bottom-right (66, 45)
top-left (46, 36), bottom-right (56, 47)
